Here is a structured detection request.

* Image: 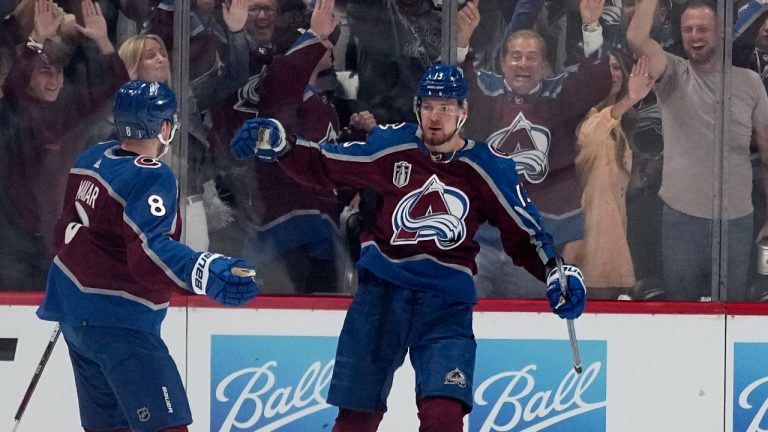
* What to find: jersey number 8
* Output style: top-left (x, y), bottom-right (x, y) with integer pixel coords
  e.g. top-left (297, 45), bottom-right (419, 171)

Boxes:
top-left (148, 195), bottom-right (166, 216)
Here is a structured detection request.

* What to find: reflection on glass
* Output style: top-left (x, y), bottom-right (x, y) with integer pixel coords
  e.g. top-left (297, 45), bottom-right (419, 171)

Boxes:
top-left (3, 0), bottom-right (767, 304)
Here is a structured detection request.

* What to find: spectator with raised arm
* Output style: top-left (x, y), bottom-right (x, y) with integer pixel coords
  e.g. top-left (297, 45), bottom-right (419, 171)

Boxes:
top-left (344, 0), bottom-right (442, 123)
top-left (456, 0), bottom-right (611, 297)
top-left (203, 0), bottom-right (287, 256)
top-left (627, 0), bottom-right (768, 301)
top-left (238, 0), bottom-right (375, 293)
top-left (570, 54), bottom-right (655, 299)
top-left (0, 0), bottom-right (128, 291)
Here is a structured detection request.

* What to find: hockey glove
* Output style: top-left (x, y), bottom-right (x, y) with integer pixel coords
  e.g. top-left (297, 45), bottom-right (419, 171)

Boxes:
top-left (546, 263), bottom-right (586, 320)
top-left (189, 252), bottom-right (260, 306)
top-left (230, 117), bottom-right (288, 162)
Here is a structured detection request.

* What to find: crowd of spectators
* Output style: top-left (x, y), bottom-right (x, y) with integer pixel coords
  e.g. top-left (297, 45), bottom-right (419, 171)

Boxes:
top-left (1, 0), bottom-right (767, 302)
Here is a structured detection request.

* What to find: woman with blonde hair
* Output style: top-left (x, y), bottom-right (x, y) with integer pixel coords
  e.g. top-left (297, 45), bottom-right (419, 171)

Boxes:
top-left (565, 54), bottom-right (655, 299)
top-left (118, 34), bottom-right (172, 84)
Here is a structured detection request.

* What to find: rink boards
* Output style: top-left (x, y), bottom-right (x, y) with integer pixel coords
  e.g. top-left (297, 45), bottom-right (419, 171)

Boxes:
top-left (1, 294), bottom-right (767, 432)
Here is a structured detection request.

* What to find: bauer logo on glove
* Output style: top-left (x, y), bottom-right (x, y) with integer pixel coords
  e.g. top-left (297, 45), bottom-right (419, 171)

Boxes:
top-left (188, 252), bottom-right (260, 306)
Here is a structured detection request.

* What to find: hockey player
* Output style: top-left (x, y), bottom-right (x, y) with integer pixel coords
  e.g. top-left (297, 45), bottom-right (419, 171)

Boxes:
top-left (230, 64), bottom-right (586, 432)
top-left (36, 80), bottom-right (260, 432)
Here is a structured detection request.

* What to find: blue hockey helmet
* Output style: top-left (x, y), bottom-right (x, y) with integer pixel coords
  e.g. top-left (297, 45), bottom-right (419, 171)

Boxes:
top-left (416, 64), bottom-right (468, 103)
top-left (113, 80), bottom-right (178, 140)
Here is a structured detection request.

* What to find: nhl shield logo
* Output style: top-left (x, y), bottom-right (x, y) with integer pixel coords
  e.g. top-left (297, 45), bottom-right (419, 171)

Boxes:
top-left (444, 368), bottom-right (467, 388)
top-left (137, 407), bottom-right (151, 422)
top-left (393, 161), bottom-right (412, 187)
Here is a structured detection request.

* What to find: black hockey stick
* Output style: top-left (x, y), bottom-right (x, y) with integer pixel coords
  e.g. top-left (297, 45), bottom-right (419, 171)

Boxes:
top-left (12, 323), bottom-right (61, 432)
top-left (555, 256), bottom-right (583, 374)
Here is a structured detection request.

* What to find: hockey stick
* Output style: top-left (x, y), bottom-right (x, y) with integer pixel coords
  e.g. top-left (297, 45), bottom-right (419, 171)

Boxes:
top-left (555, 256), bottom-right (583, 374)
top-left (12, 323), bottom-right (61, 432)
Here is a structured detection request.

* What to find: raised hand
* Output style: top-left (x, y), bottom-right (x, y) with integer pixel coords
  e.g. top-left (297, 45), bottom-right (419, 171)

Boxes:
top-left (32, 0), bottom-right (63, 42)
top-left (457, 0), bottom-right (480, 48)
top-left (580, 0), bottom-right (604, 26)
top-left (627, 55), bottom-right (655, 103)
top-left (223, 0), bottom-right (248, 33)
top-left (310, 0), bottom-right (340, 41)
top-left (349, 111), bottom-right (376, 132)
top-left (74, 0), bottom-right (112, 52)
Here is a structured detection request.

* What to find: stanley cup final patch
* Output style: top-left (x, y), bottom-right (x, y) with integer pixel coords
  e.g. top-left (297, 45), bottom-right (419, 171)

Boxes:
top-left (393, 161), bottom-right (412, 187)
top-left (445, 368), bottom-right (467, 388)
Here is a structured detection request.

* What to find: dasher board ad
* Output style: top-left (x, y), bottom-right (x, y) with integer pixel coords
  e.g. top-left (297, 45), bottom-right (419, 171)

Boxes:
top-left (209, 335), bottom-right (606, 431)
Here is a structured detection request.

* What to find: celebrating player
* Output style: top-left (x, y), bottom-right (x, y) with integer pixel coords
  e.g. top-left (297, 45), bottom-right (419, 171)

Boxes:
top-left (36, 80), bottom-right (260, 432)
top-left (231, 64), bottom-right (586, 431)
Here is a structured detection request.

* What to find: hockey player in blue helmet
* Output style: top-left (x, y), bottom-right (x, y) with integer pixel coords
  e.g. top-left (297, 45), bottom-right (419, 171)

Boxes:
top-left (37, 80), bottom-right (260, 432)
top-left (231, 64), bottom-right (586, 432)
top-left (113, 79), bottom-right (180, 158)
top-left (413, 64), bottom-right (469, 158)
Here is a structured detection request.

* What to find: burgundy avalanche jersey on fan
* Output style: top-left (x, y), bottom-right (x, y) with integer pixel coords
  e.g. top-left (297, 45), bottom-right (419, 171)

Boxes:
top-left (37, 141), bottom-right (196, 333)
top-left (280, 123), bottom-right (557, 303)
top-left (462, 53), bottom-right (611, 218)
top-left (252, 30), bottom-right (345, 229)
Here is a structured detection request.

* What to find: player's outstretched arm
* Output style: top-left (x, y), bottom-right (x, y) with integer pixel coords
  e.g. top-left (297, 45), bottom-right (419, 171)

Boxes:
top-left (186, 252), bottom-right (260, 306)
top-left (545, 260), bottom-right (587, 320)
top-left (231, 117), bottom-right (292, 162)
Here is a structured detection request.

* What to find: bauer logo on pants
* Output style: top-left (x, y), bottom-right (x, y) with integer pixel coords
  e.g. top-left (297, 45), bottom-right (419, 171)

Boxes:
top-left (470, 339), bottom-right (607, 432)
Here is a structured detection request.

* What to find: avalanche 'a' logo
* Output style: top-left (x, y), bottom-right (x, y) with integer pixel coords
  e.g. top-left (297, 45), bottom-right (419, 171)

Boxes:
top-left (391, 175), bottom-right (469, 250)
top-left (487, 112), bottom-right (551, 184)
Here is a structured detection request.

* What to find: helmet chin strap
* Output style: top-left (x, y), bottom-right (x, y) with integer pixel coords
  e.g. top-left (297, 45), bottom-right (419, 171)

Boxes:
top-left (454, 112), bottom-right (467, 137)
top-left (156, 123), bottom-right (178, 158)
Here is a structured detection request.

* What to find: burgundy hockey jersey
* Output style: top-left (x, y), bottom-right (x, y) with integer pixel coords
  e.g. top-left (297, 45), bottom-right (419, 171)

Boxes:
top-left (37, 142), bottom-right (197, 333)
top-left (279, 123), bottom-right (557, 303)
top-left (252, 30), bottom-right (345, 229)
top-left (462, 53), bottom-right (611, 219)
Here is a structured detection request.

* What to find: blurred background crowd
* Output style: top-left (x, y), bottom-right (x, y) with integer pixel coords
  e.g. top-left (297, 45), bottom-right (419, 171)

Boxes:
top-left (1, 0), bottom-right (766, 302)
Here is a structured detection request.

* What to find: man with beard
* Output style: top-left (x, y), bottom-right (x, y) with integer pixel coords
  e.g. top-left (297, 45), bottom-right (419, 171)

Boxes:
top-left (628, 0), bottom-right (768, 301)
top-left (230, 64), bottom-right (586, 431)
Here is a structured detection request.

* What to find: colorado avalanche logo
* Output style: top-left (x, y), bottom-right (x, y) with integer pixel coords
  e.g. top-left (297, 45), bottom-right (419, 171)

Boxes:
top-left (444, 368), bottom-right (467, 388)
top-left (487, 112), bottom-right (551, 184)
top-left (391, 175), bottom-right (469, 250)
top-left (134, 156), bottom-right (162, 169)
top-left (318, 122), bottom-right (339, 144)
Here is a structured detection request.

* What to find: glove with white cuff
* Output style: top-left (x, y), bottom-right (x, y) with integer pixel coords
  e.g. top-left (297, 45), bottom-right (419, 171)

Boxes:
top-left (545, 261), bottom-right (586, 320)
top-left (188, 252), bottom-right (260, 306)
top-left (230, 117), bottom-right (289, 162)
